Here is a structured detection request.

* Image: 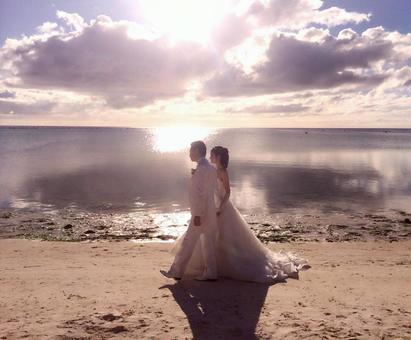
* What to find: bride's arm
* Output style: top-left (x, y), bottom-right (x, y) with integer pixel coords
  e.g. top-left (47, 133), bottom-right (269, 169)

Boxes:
top-left (217, 169), bottom-right (231, 214)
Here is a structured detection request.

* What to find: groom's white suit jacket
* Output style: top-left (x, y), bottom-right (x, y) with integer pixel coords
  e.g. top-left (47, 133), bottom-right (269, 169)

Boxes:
top-left (189, 157), bottom-right (218, 234)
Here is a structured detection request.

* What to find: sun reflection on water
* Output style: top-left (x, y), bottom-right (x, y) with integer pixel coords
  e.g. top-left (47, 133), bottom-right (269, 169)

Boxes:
top-left (150, 126), bottom-right (215, 152)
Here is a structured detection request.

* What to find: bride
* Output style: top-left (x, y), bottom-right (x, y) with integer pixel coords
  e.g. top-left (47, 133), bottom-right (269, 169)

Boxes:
top-left (170, 146), bottom-right (310, 283)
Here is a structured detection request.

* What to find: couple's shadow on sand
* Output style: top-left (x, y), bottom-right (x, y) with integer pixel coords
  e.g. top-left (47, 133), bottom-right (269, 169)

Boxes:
top-left (160, 277), bottom-right (280, 339)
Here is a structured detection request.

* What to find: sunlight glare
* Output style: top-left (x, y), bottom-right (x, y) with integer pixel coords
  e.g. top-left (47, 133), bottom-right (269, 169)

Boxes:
top-left (138, 0), bottom-right (231, 44)
top-left (151, 126), bottom-right (214, 152)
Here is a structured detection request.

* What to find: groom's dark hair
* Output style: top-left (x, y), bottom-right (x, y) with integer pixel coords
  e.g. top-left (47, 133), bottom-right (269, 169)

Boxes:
top-left (191, 141), bottom-right (206, 157)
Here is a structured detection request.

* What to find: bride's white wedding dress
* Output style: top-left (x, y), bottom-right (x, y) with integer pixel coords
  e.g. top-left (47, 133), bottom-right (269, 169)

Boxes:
top-left (170, 178), bottom-right (310, 283)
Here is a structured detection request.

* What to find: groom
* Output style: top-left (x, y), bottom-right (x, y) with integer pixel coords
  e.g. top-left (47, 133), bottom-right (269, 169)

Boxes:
top-left (160, 141), bottom-right (218, 281)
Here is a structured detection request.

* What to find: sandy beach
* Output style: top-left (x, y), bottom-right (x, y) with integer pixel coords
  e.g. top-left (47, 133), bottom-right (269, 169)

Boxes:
top-left (1, 239), bottom-right (410, 339)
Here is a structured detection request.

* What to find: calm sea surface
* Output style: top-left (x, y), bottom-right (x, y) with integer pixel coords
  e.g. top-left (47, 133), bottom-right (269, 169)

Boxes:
top-left (1, 126), bottom-right (411, 215)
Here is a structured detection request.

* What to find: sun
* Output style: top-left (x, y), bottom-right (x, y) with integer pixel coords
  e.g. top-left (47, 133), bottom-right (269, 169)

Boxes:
top-left (138, 0), bottom-right (232, 44)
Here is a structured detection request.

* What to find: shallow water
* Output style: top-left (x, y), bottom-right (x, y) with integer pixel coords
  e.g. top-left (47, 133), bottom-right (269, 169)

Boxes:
top-left (1, 126), bottom-right (411, 215)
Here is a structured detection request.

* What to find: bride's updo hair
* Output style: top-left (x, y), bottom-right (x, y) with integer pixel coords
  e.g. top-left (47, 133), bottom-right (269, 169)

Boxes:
top-left (211, 146), bottom-right (229, 168)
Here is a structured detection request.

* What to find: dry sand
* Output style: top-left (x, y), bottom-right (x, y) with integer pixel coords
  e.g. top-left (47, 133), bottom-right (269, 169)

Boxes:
top-left (0, 239), bottom-right (410, 339)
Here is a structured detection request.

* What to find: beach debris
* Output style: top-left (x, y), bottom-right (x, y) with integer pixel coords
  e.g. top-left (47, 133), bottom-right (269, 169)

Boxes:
top-left (101, 313), bottom-right (122, 322)
top-left (1, 212), bottom-right (12, 218)
top-left (66, 293), bottom-right (86, 300)
top-left (107, 325), bottom-right (127, 333)
top-left (156, 234), bottom-right (175, 241)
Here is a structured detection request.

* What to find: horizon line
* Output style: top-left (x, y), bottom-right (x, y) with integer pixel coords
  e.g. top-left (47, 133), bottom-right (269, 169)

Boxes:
top-left (0, 124), bottom-right (410, 130)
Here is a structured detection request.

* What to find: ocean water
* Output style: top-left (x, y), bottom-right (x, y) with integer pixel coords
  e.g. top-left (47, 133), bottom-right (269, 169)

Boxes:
top-left (1, 126), bottom-right (411, 215)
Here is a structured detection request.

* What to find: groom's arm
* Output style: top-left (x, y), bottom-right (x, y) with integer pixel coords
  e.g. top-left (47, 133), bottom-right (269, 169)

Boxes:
top-left (192, 166), bottom-right (207, 226)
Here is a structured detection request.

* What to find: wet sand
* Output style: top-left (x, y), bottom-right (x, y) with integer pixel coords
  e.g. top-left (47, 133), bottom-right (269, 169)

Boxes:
top-left (0, 239), bottom-right (410, 339)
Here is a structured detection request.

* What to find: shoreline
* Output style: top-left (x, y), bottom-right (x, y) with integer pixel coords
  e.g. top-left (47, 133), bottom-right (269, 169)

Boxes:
top-left (0, 238), bottom-right (410, 339)
top-left (1, 206), bottom-right (411, 243)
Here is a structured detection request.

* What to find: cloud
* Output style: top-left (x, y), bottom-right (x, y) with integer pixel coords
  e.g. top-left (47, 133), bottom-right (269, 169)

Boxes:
top-left (211, 14), bottom-right (251, 51)
top-left (376, 66), bottom-right (411, 91)
top-left (0, 2), bottom-right (410, 127)
top-left (36, 22), bottom-right (60, 35)
top-left (56, 10), bottom-right (85, 31)
top-left (314, 6), bottom-right (370, 27)
top-left (0, 99), bottom-right (56, 115)
top-left (0, 90), bottom-right (15, 98)
top-left (225, 103), bottom-right (309, 115)
top-left (208, 0), bottom-right (370, 52)
top-left (1, 12), bottom-right (218, 108)
top-left (247, 0), bottom-right (370, 29)
top-left (204, 29), bottom-right (395, 97)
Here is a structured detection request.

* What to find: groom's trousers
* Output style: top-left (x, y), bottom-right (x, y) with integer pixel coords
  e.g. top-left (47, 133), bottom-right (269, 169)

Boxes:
top-left (170, 222), bottom-right (217, 278)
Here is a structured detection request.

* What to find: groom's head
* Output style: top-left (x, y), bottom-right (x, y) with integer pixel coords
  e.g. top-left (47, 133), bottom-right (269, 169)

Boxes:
top-left (190, 141), bottom-right (206, 162)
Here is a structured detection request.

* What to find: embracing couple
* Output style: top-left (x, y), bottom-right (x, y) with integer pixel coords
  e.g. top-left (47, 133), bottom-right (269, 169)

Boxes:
top-left (160, 141), bottom-right (310, 283)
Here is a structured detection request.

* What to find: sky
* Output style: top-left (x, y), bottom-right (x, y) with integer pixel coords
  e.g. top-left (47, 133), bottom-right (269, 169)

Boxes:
top-left (0, 0), bottom-right (411, 128)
